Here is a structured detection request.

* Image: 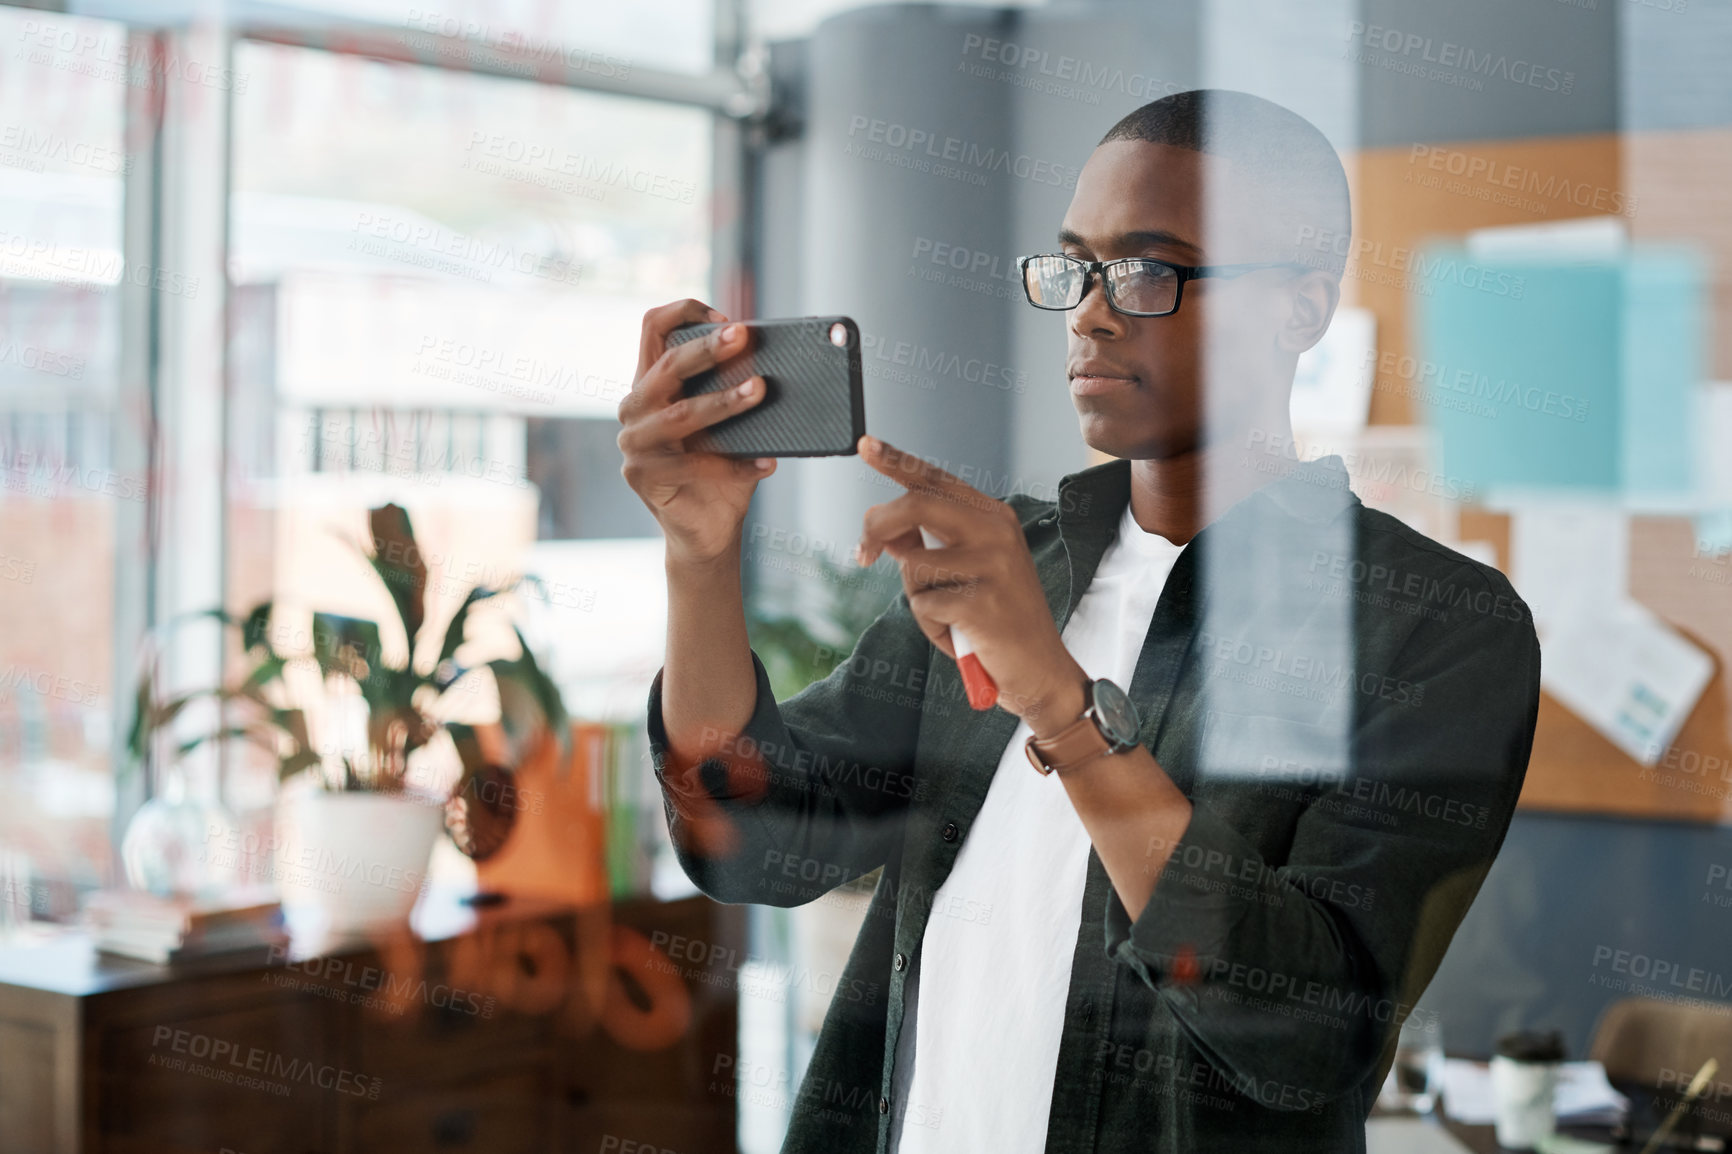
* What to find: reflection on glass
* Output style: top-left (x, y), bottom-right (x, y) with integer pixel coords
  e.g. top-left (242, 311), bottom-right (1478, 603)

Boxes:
top-left (1382, 1013), bottom-right (1447, 1115)
top-left (226, 41), bottom-right (712, 829)
top-left (0, 6), bottom-right (128, 913)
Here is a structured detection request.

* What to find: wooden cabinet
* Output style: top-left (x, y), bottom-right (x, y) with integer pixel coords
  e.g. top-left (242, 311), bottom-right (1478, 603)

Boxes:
top-left (0, 893), bottom-right (743, 1154)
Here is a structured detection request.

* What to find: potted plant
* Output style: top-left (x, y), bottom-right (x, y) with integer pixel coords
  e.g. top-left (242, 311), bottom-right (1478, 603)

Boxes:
top-left (746, 552), bottom-right (902, 700)
top-left (128, 503), bottom-right (567, 933)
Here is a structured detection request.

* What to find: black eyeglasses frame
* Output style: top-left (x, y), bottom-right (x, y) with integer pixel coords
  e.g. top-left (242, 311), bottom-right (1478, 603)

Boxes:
top-left (1017, 253), bottom-right (1309, 318)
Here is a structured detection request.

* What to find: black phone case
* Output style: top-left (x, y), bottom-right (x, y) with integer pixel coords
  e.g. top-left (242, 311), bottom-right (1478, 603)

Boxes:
top-left (666, 316), bottom-right (865, 457)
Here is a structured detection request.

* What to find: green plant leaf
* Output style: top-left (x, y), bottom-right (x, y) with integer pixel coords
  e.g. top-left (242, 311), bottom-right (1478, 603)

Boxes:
top-left (176, 723), bottom-right (280, 759)
top-left (513, 625), bottom-right (567, 742)
top-left (353, 661), bottom-right (415, 712)
top-left (241, 602), bottom-right (278, 657)
top-left (146, 689), bottom-right (219, 732)
top-left (745, 554), bottom-right (901, 699)
top-left (161, 606), bottom-right (243, 634)
top-left (126, 670), bottom-right (153, 764)
top-left (435, 583), bottom-right (505, 686)
top-left (279, 707), bottom-right (311, 751)
top-left (278, 748), bottom-right (323, 783)
top-left (310, 613), bottom-right (385, 680)
top-left (487, 626), bottom-right (569, 765)
top-left (238, 654), bottom-right (287, 696)
top-left (367, 503), bottom-right (428, 654)
top-left (746, 614), bottom-right (842, 701)
top-left (445, 720), bottom-right (486, 775)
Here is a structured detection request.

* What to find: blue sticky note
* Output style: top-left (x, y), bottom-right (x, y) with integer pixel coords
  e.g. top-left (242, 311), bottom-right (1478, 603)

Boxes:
top-left (1415, 246), bottom-right (1702, 497)
top-left (1694, 509), bottom-right (1732, 556)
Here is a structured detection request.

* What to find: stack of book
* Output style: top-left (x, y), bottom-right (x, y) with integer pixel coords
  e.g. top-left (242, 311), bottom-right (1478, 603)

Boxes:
top-left (83, 887), bottom-right (290, 965)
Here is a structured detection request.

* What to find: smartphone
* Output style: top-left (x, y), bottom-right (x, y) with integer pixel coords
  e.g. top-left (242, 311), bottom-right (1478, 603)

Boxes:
top-left (666, 316), bottom-right (865, 457)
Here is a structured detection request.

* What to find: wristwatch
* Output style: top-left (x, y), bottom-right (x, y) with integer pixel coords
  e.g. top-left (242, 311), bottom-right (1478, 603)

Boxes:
top-left (1024, 677), bottom-right (1142, 776)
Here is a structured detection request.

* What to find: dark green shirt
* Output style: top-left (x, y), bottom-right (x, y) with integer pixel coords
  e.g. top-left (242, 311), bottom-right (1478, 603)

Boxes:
top-left (646, 453), bottom-right (1540, 1153)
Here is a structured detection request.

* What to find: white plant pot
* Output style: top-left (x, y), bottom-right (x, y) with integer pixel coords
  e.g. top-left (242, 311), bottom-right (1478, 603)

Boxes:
top-left (274, 782), bottom-right (445, 935)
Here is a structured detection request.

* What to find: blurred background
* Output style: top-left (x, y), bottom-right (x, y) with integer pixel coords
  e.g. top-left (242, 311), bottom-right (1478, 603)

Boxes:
top-left (0, 0), bottom-right (1729, 1151)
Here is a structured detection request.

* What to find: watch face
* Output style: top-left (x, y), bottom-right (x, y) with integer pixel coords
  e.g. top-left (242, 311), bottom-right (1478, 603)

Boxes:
top-left (1089, 679), bottom-right (1141, 749)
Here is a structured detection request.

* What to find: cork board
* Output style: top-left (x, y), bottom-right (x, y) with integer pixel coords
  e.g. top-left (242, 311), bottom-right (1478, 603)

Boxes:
top-left (1351, 131), bottom-right (1732, 824)
top-left (1454, 510), bottom-right (1732, 823)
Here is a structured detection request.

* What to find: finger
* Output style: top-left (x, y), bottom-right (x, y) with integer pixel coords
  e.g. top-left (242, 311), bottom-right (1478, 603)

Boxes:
top-left (623, 303), bottom-right (731, 422)
top-left (621, 444), bottom-right (768, 501)
top-left (893, 544), bottom-right (986, 596)
top-left (857, 434), bottom-right (1010, 530)
top-left (854, 525), bottom-right (922, 569)
top-left (857, 492), bottom-right (938, 567)
top-left (899, 594), bottom-right (957, 662)
top-left (892, 547), bottom-right (983, 633)
top-left (913, 616), bottom-right (957, 663)
top-left (732, 456), bottom-right (777, 480)
top-left (650, 322), bottom-right (755, 404)
top-left (637, 298), bottom-right (725, 379)
top-left (906, 586), bottom-right (973, 654)
top-left (886, 547), bottom-right (983, 637)
top-left (857, 491), bottom-right (993, 566)
top-left (637, 374), bottom-right (770, 448)
top-left (623, 321), bottom-right (752, 421)
top-left (857, 435), bottom-right (967, 499)
top-left (636, 298), bottom-right (724, 381)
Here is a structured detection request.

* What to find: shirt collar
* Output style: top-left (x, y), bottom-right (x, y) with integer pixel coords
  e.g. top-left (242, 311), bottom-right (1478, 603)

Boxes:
top-left (1054, 452), bottom-right (1361, 540)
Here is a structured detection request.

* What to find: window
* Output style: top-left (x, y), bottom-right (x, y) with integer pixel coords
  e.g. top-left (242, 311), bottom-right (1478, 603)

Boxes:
top-left (224, 39), bottom-right (713, 805)
top-left (0, 7), bottom-right (130, 918)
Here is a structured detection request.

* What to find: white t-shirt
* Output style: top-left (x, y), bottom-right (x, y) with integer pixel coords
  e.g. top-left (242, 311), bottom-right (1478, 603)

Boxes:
top-left (890, 499), bottom-right (1186, 1153)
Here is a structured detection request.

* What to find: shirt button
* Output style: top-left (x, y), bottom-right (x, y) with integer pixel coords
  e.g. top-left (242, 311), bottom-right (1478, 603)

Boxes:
top-left (1081, 1002), bottom-right (1094, 1023)
top-left (894, 952), bottom-right (906, 971)
top-left (941, 821), bottom-right (959, 842)
top-left (879, 1096), bottom-right (890, 1114)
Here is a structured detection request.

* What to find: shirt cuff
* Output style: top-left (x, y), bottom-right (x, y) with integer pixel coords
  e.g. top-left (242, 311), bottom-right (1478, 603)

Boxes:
top-left (1102, 803), bottom-right (1258, 986)
top-left (645, 650), bottom-right (783, 806)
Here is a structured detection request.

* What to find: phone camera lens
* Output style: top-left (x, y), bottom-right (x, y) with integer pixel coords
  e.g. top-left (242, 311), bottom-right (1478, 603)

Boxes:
top-left (829, 322), bottom-right (849, 348)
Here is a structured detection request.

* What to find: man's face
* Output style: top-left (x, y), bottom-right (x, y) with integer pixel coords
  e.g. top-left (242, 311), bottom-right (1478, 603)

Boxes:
top-left (1056, 140), bottom-right (1301, 461)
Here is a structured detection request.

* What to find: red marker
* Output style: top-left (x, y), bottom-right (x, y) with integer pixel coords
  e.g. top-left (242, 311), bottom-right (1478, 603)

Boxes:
top-left (919, 527), bottom-right (999, 710)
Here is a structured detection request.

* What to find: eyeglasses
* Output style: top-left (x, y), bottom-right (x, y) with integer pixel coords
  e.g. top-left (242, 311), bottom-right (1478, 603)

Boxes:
top-left (1019, 253), bottom-right (1306, 318)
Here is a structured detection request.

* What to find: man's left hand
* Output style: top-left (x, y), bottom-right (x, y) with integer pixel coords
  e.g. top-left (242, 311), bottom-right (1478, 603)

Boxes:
top-left (854, 435), bottom-right (1088, 737)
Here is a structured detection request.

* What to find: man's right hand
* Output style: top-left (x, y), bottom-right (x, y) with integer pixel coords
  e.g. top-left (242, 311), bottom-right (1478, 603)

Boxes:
top-left (618, 298), bottom-right (776, 566)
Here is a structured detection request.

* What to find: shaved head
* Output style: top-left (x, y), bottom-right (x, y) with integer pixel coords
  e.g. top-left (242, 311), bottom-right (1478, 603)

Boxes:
top-left (1100, 89), bottom-right (1351, 277)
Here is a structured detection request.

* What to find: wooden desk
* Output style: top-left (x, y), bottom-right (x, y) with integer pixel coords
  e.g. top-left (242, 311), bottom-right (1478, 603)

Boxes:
top-left (0, 892), bottom-right (744, 1154)
top-left (1373, 1111), bottom-right (1597, 1153)
top-left (1441, 1116), bottom-right (1508, 1153)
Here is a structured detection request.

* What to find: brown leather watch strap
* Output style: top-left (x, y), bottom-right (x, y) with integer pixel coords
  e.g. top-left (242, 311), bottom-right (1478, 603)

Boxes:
top-left (1024, 708), bottom-right (1112, 776)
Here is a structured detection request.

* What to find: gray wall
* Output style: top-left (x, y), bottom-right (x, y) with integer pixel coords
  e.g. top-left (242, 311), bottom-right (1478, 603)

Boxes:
top-left (791, 5), bottom-right (1021, 543)
top-left (1358, 0), bottom-right (1618, 146)
top-left (1424, 811), bottom-right (1732, 1059)
top-left (1623, 0), bottom-right (1732, 131)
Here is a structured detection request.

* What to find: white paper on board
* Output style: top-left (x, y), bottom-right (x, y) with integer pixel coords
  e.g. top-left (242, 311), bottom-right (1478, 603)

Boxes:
top-left (1540, 596), bottom-right (1714, 766)
top-left (1698, 382), bottom-right (1732, 502)
top-left (1465, 215), bottom-right (1629, 261)
top-left (1290, 307), bottom-right (1376, 434)
top-left (1508, 502), bottom-right (1629, 639)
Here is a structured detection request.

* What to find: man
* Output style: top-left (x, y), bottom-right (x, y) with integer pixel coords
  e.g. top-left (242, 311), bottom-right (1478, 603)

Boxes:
top-left (616, 89), bottom-right (1539, 1154)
